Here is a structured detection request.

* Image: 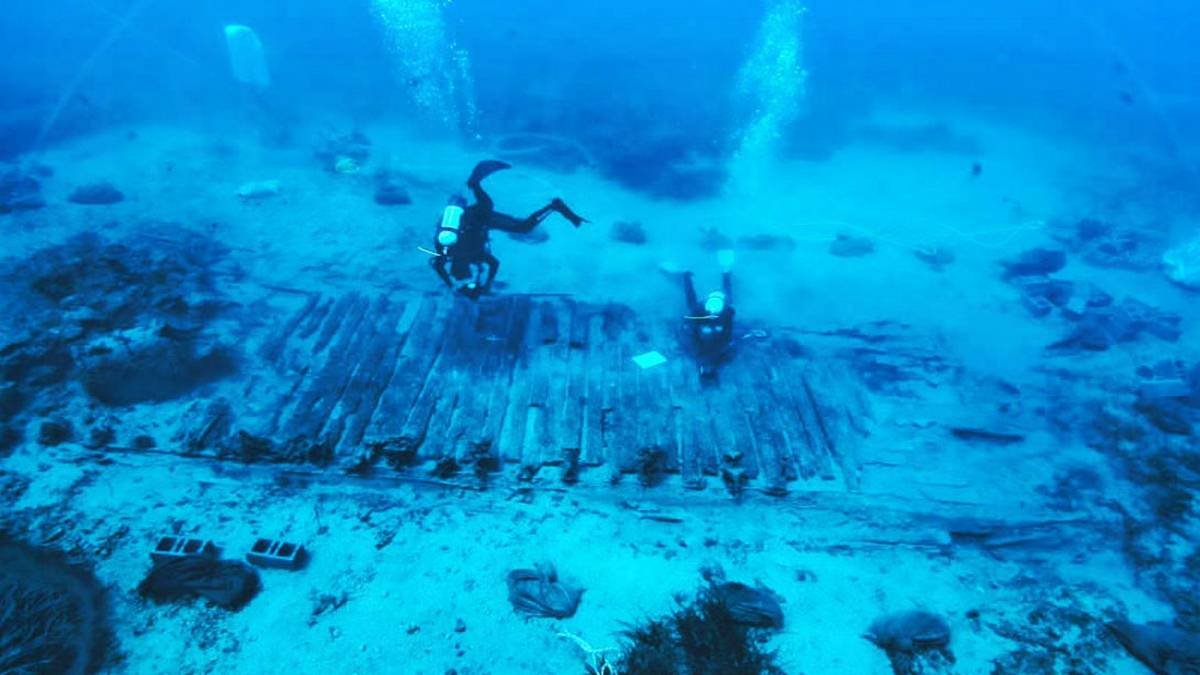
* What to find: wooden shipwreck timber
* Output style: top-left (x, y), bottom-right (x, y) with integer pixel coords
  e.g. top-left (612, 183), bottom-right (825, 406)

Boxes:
top-left (183, 291), bottom-right (871, 494)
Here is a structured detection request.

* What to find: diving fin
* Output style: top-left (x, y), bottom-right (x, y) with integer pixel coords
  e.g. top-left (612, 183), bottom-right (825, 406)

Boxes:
top-left (467, 160), bottom-right (512, 186)
top-left (551, 198), bottom-right (588, 227)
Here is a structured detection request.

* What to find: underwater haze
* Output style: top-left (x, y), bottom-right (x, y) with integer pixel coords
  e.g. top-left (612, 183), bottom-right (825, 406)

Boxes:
top-left (2, 0), bottom-right (1200, 673)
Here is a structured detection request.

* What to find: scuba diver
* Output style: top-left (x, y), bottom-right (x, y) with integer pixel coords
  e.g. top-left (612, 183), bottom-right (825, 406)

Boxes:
top-left (430, 160), bottom-right (588, 298)
top-left (663, 251), bottom-right (737, 380)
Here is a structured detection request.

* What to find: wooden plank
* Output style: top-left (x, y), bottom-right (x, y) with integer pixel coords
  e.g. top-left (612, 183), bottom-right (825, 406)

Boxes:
top-left (602, 341), bottom-right (633, 475)
top-left (497, 374), bottom-right (530, 464)
top-left (550, 301), bottom-right (583, 465)
top-left (391, 297), bottom-right (463, 452)
top-left (480, 296), bottom-right (531, 462)
top-left (259, 293), bottom-right (320, 364)
top-left (520, 301), bottom-right (559, 471)
top-left (311, 293), bottom-right (359, 355)
top-left (498, 298), bottom-right (544, 466)
top-left (440, 312), bottom-right (488, 462)
top-left (280, 293), bottom-right (370, 438)
top-left (647, 318), bottom-right (680, 474)
top-left (803, 363), bottom-right (863, 490)
top-left (776, 357), bottom-right (828, 481)
top-left (707, 370), bottom-right (759, 479)
top-left (668, 336), bottom-right (724, 478)
top-left (342, 297), bottom-right (423, 446)
top-left (364, 296), bottom-right (450, 443)
top-left (336, 299), bottom-right (410, 454)
top-left (744, 346), bottom-right (802, 483)
top-left (448, 297), bottom-right (516, 463)
top-left (303, 295), bottom-right (388, 445)
top-left (581, 312), bottom-right (607, 466)
top-left (296, 296), bottom-right (334, 340)
top-left (730, 348), bottom-right (788, 493)
top-left (704, 384), bottom-right (740, 476)
top-left (329, 299), bottom-right (402, 427)
top-left (408, 298), bottom-right (479, 459)
top-left (568, 304), bottom-right (591, 349)
top-left (669, 353), bottom-right (704, 488)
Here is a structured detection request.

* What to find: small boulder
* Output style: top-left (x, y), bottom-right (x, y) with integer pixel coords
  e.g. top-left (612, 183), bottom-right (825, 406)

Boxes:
top-left (0, 425), bottom-right (23, 456)
top-left (739, 233), bottom-right (797, 251)
top-left (914, 246), bottom-right (955, 271)
top-left (0, 168), bottom-right (46, 212)
top-left (37, 418), bottom-right (74, 446)
top-left (68, 182), bottom-right (124, 205)
top-left (829, 233), bottom-right (875, 258)
top-left (373, 182), bottom-right (411, 206)
top-left (1019, 279), bottom-right (1074, 310)
top-left (710, 581), bottom-right (784, 629)
top-left (1163, 233), bottom-right (1200, 290)
top-left (1001, 247), bottom-right (1066, 279)
top-left (611, 220), bottom-right (647, 245)
top-left (865, 610), bottom-right (951, 653)
top-left (85, 423), bottom-right (117, 449)
top-left (0, 385), bottom-right (27, 421)
top-left (698, 228), bottom-right (733, 251)
top-left (505, 562), bottom-right (582, 619)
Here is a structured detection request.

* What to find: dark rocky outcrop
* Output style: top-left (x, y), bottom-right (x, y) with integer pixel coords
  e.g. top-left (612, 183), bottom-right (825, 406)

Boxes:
top-left (67, 182), bottom-right (123, 205)
top-left (1108, 620), bottom-right (1200, 675)
top-left (36, 418), bottom-right (73, 446)
top-left (611, 220), bottom-right (647, 245)
top-left (0, 167), bottom-right (45, 213)
top-left (373, 181), bottom-right (412, 206)
top-left (81, 339), bottom-right (237, 407)
top-left (1052, 217), bottom-right (1163, 271)
top-left (0, 537), bottom-right (110, 673)
top-left (1000, 247), bottom-right (1067, 279)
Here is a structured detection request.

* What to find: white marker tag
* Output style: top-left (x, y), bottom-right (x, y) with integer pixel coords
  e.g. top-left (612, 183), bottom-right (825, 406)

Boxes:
top-left (632, 351), bottom-right (667, 370)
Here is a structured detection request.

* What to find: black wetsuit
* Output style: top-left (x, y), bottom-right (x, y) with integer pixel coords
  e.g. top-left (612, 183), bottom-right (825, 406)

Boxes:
top-left (431, 160), bottom-right (586, 297)
top-left (682, 271), bottom-right (735, 376)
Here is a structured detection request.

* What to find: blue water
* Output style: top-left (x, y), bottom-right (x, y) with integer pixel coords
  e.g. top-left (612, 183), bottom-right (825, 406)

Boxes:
top-left (4, 0), bottom-right (1199, 173)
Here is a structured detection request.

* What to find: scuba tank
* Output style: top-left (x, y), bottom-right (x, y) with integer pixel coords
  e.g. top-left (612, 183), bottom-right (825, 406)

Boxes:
top-left (436, 202), bottom-right (465, 248)
top-left (704, 291), bottom-right (727, 316)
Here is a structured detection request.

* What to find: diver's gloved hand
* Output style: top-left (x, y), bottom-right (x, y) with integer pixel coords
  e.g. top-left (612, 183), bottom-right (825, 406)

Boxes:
top-left (551, 198), bottom-right (588, 227)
